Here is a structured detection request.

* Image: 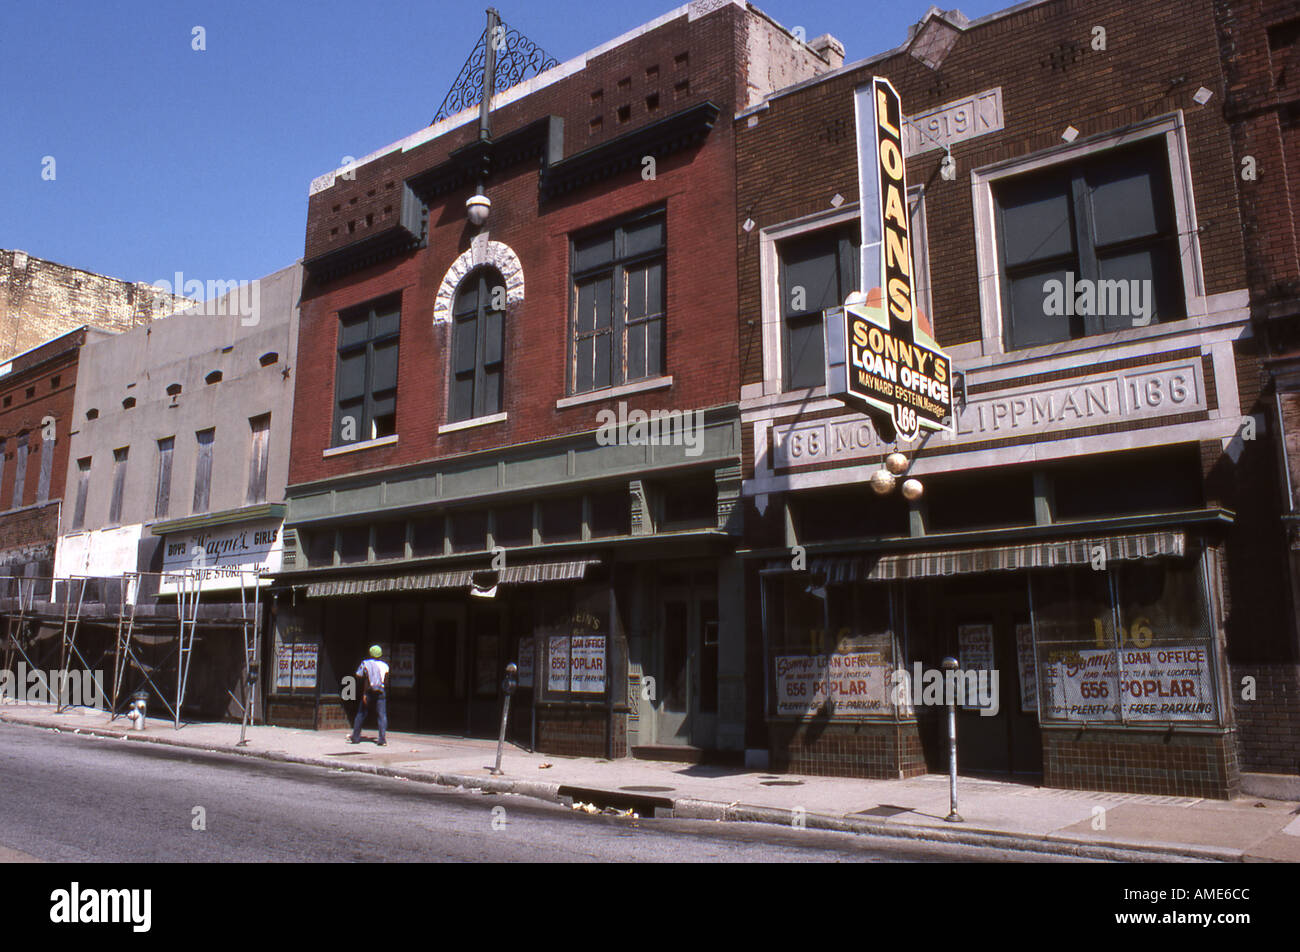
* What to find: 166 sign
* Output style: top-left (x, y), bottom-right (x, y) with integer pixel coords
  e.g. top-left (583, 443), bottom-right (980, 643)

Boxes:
top-left (826, 77), bottom-right (953, 441)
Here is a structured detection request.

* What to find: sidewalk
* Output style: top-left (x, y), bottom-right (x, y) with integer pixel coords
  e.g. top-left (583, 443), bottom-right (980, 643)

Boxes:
top-left (3, 701), bottom-right (1298, 862)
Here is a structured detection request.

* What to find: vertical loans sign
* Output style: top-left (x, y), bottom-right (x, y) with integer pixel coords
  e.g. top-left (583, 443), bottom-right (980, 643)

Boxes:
top-left (827, 77), bottom-right (953, 441)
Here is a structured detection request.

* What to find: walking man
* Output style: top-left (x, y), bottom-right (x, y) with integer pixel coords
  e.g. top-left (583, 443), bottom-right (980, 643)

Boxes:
top-left (350, 644), bottom-right (389, 746)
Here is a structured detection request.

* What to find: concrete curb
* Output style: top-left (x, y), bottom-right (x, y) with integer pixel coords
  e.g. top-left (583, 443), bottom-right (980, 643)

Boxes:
top-left (670, 798), bottom-right (1238, 863)
top-left (0, 713), bottom-right (1246, 862)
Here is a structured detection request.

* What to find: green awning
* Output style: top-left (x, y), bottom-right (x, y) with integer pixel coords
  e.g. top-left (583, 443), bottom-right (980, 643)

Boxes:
top-left (303, 558), bottom-right (601, 598)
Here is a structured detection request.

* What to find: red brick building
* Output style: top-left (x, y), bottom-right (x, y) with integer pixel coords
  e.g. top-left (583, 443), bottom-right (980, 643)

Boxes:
top-left (0, 327), bottom-right (111, 581)
top-left (272, 2), bottom-right (838, 754)
top-left (735, 0), bottom-right (1284, 797)
top-left (1216, 0), bottom-right (1300, 790)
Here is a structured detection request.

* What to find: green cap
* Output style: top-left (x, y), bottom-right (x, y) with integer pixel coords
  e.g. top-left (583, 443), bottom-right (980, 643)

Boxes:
top-left (369, 645), bottom-right (382, 658)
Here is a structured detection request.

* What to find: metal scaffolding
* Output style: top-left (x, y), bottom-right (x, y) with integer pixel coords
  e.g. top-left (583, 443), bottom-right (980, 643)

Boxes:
top-left (0, 569), bottom-right (266, 730)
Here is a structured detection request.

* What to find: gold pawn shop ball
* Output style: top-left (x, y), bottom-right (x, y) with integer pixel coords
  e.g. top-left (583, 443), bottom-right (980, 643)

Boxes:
top-left (870, 470), bottom-right (896, 495)
top-left (885, 452), bottom-right (908, 475)
top-left (901, 478), bottom-right (924, 501)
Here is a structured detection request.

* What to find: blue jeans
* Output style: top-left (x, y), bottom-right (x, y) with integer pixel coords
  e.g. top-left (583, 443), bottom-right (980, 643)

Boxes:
top-left (351, 690), bottom-right (387, 744)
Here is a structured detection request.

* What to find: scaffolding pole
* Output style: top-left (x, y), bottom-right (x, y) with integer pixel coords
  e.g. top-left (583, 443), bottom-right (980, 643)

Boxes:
top-left (1, 577), bottom-right (42, 702)
top-left (55, 577), bottom-right (90, 714)
top-left (110, 574), bottom-right (140, 720)
top-left (174, 570), bottom-right (202, 730)
top-left (231, 570), bottom-right (263, 746)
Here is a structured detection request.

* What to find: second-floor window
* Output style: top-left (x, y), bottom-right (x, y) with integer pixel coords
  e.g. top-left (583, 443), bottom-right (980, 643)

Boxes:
top-left (779, 224), bottom-right (861, 391)
top-left (450, 269), bottom-right (504, 422)
top-left (335, 295), bottom-right (400, 445)
top-left (193, 428), bottom-right (214, 514)
top-left (993, 137), bottom-right (1185, 350)
top-left (109, 447), bottom-right (128, 525)
top-left (71, 457), bottom-right (90, 530)
top-left (11, 433), bottom-right (29, 509)
top-left (36, 425), bottom-right (53, 504)
top-left (247, 414), bottom-right (271, 504)
top-left (570, 209), bottom-right (665, 393)
top-left (155, 437), bottom-right (174, 519)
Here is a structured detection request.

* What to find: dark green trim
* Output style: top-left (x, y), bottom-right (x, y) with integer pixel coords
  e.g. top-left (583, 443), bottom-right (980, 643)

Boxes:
top-left (738, 508), bottom-right (1235, 560)
top-left (272, 527), bottom-right (733, 582)
top-left (150, 503), bottom-right (286, 536)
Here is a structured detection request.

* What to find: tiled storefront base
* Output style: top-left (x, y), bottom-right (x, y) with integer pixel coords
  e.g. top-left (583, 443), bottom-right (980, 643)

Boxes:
top-left (536, 706), bottom-right (626, 759)
top-left (268, 696), bottom-right (351, 731)
top-left (768, 719), bottom-right (926, 779)
top-left (1043, 726), bottom-right (1241, 799)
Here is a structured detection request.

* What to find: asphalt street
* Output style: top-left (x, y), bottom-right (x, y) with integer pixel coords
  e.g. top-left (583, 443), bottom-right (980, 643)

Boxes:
top-left (0, 722), bottom-right (1080, 862)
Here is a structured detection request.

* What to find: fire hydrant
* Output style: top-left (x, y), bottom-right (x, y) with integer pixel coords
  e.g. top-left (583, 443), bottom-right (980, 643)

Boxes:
top-left (127, 691), bottom-right (148, 731)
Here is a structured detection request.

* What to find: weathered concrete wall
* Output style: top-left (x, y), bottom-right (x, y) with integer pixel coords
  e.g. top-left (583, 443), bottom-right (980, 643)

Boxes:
top-left (60, 262), bottom-right (301, 555)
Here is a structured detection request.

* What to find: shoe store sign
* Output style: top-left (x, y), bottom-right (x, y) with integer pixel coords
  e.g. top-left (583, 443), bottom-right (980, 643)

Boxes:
top-left (826, 77), bottom-right (953, 442)
top-left (160, 519), bottom-right (284, 593)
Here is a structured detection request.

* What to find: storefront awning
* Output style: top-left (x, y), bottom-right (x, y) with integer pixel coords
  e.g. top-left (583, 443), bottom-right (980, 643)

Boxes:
top-left (302, 558), bottom-right (601, 598)
top-left (762, 531), bottom-right (1185, 582)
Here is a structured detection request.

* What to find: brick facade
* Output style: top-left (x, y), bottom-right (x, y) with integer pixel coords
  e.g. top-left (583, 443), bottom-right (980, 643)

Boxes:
top-left (280, 3), bottom-right (832, 759)
top-left (0, 250), bottom-right (190, 364)
top-left (1215, 0), bottom-right (1300, 783)
top-left (0, 329), bottom-right (97, 576)
top-left (733, 0), bottom-right (1279, 796)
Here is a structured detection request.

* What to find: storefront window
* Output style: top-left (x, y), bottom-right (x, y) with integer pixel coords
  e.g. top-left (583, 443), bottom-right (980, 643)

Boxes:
top-left (1031, 558), bottom-right (1218, 725)
top-left (539, 583), bottom-right (609, 700)
top-left (764, 574), bottom-right (900, 718)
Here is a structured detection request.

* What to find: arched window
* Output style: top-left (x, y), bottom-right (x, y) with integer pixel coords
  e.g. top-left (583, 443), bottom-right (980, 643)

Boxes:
top-left (450, 267), bottom-right (505, 422)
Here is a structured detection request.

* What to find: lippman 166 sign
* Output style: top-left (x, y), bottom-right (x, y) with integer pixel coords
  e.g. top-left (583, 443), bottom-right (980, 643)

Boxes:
top-left (827, 77), bottom-right (953, 441)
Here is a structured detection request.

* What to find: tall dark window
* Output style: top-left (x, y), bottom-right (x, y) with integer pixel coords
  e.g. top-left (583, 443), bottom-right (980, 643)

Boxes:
top-left (71, 457), bottom-right (90, 531)
top-left (779, 224), bottom-right (860, 390)
top-left (10, 433), bottom-right (29, 509)
top-left (994, 138), bottom-right (1186, 350)
top-left (450, 269), bottom-right (504, 422)
top-left (334, 295), bottom-right (400, 444)
top-left (193, 428), bottom-right (215, 514)
top-left (109, 447), bottom-right (128, 525)
top-left (247, 414), bottom-right (271, 504)
top-left (570, 210), bottom-right (665, 393)
top-left (155, 437), bottom-right (174, 519)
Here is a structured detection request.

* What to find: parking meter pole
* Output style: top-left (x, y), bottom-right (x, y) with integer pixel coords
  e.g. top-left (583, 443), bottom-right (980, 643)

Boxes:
top-left (942, 656), bottom-right (963, 823)
top-left (492, 663), bottom-right (518, 776)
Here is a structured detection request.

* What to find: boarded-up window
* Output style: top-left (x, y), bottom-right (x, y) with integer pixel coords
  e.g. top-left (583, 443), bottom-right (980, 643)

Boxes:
top-left (72, 457), bottom-right (91, 530)
top-left (155, 437), bottom-right (174, 518)
top-left (193, 428), bottom-right (215, 514)
top-left (36, 427), bottom-right (54, 504)
top-left (247, 414), bottom-right (271, 504)
top-left (109, 447), bottom-right (129, 524)
top-left (11, 434), bottom-right (29, 509)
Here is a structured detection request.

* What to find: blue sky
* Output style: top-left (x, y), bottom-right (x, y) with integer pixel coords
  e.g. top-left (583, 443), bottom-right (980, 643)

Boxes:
top-left (1, 0), bottom-right (1007, 290)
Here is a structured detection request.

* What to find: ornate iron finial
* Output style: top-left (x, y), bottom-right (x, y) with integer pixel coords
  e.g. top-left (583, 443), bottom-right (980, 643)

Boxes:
top-left (432, 14), bottom-right (560, 126)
